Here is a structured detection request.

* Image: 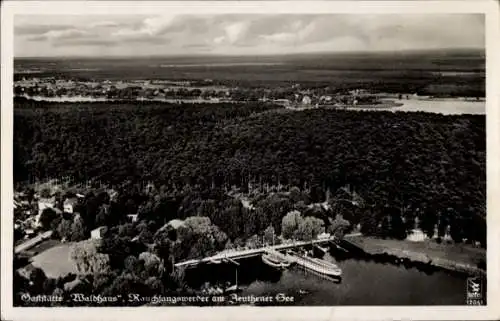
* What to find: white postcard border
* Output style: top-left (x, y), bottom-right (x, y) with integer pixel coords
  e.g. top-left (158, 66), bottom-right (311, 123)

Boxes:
top-left (2, 1), bottom-right (499, 320)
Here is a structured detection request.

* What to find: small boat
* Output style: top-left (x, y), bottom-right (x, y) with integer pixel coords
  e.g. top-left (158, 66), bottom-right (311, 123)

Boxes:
top-left (335, 244), bottom-right (349, 253)
top-left (262, 253), bottom-right (291, 269)
top-left (316, 245), bottom-right (328, 253)
top-left (329, 240), bottom-right (349, 253)
top-left (313, 244), bottom-right (328, 257)
top-left (330, 240), bottom-right (348, 250)
top-left (224, 284), bottom-right (241, 294)
top-left (224, 269), bottom-right (242, 294)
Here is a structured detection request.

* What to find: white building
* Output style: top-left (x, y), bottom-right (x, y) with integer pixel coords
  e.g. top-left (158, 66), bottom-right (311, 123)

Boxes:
top-left (91, 226), bottom-right (107, 240)
top-left (320, 95), bottom-right (333, 103)
top-left (317, 232), bottom-right (331, 239)
top-left (63, 197), bottom-right (78, 214)
top-left (127, 214), bottom-right (139, 223)
top-left (406, 229), bottom-right (426, 242)
top-left (38, 197), bottom-right (56, 215)
top-left (107, 189), bottom-right (118, 202)
top-left (406, 225), bottom-right (452, 242)
top-left (273, 99), bottom-right (290, 107)
top-left (167, 219), bottom-right (185, 229)
top-left (302, 95), bottom-right (312, 105)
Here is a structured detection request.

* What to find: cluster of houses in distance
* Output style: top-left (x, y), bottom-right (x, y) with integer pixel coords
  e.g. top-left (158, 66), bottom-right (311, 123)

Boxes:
top-left (14, 76), bottom-right (419, 108)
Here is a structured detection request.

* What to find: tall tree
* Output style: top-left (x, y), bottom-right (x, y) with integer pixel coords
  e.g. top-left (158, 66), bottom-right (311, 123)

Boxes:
top-left (328, 216), bottom-right (351, 239)
top-left (71, 214), bottom-right (87, 242)
top-left (39, 208), bottom-right (58, 231)
top-left (295, 216), bottom-right (325, 241)
top-left (57, 218), bottom-right (73, 241)
top-left (281, 210), bottom-right (303, 239)
top-left (70, 239), bottom-right (111, 274)
top-left (263, 225), bottom-right (276, 245)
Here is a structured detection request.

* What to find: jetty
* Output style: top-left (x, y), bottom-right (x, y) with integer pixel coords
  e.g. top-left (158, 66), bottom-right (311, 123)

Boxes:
top-left (175, 233), bottom-right (361, 268)
top-left (175, 236), bottom-right (339, 268)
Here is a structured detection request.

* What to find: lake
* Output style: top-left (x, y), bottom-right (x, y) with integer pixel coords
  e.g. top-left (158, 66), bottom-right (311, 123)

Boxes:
top-left (17, 96), bottom-right (486, 115)
top-left (184, 250), bottom-right (468, 306)
top-left (394, 99), bottom-right (485, 115)
top-left (338, 99), bottom-right (485, 115)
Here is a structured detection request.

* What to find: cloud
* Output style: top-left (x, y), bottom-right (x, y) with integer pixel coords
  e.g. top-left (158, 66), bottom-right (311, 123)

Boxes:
top-left (258, 19), bottom-right (317, 46)
top-left (120, 36), bottom-right (172, 45)
top-left (224, 21), bottom-right (249, 44)
top-left (14, 14), bottom-right (485, 57)
top-left (111, 15), bottom-right (177, 39)
top-left (27, 28), bottom-right (90, 42)
top-left (52, 36), bottom-right (171, 48)
top-left (213, 36), bottom-right (225, 44)
top-left (182, 43), bottom-right (211, 52)
top-left (53, 39), bottom-right (119, 47)
top-left (89, 21), bottom-right (120, 28)
top-left (15, 24), bottom-right (74, 35)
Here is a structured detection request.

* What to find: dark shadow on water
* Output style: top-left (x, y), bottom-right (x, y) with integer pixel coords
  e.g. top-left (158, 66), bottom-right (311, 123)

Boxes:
top-left (184, 240), bottom-right (474, 297)
top-left (184, 256), bottom-right (283, 289)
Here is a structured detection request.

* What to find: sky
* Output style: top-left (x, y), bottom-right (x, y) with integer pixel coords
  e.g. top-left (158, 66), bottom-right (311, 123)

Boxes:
top-left (14, 14), bottom-right (485, 57)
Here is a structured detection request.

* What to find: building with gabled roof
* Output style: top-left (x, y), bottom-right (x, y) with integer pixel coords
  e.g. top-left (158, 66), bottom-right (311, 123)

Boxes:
top-left (91, 226), bottom-right (108, 240)
top-left (63, 197), bottom-right (78, 214)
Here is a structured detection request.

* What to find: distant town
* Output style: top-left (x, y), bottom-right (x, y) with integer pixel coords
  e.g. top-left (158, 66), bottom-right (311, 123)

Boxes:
top-left (15, 76), bottom-right (483, 109)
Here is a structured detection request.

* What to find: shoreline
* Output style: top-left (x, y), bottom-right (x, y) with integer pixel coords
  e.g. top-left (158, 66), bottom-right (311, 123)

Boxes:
top-left (14, 95), bottom-right (241, 104)
top-left (341, 235), bottom-right (485, 277)
top-left (321, 102), bottom-right (404, 110)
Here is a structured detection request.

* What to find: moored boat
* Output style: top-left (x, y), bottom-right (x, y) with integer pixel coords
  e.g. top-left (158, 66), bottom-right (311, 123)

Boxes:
top-left (313, 244), bottom-right (328, 257)
top-left (316, 245), bottom-right (328, 253)
top-left (295, 255), bottom-right (342, 278)
top-left (224, 267), bottom-right (242, 294)
top-left (224, 284), bottom-right (241, 294)
top-left (262, 253), bottom-right (292, 269)
top-left (262, 254), bottom-right (283, 268)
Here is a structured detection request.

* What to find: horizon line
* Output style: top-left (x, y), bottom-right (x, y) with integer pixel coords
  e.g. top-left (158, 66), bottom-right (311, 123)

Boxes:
top-left (14, 47), bottom-right (485, 60)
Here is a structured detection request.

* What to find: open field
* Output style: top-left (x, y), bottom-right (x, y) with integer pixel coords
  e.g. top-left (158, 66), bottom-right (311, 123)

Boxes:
top-left (30, 243), bottom-right (78, 278)
top-left (15, 49), bottom-right (485, 97)
top-left (29, 239), bottom-right (61, 255)
top-left (347, 235), bottom-right (486, 274)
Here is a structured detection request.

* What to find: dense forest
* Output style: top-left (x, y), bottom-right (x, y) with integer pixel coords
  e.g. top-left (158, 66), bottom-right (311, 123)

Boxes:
top-left (13, 98), bottom-right (486, 306)
top-left (14, 98), bottom-right (486, 247)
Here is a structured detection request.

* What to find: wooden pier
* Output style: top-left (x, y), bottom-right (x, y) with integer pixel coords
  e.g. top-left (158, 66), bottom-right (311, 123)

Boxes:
top-left (174, 233), bottom-right (360, 269)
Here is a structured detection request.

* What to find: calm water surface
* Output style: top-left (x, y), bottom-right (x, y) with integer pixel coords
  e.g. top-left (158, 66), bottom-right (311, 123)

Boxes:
top-left (395, 99), bottom-right (485, 115)
top-left (185, 251), bottom-right (467, 306)
top-left (336, 99), bottom-right (485, 115)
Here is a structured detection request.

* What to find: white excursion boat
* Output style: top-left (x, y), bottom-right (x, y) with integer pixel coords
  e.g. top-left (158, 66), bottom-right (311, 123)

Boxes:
top-left (295, 255), bottom-right (342, 278)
